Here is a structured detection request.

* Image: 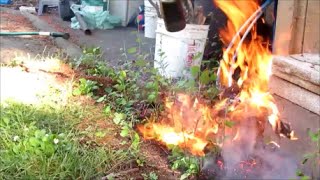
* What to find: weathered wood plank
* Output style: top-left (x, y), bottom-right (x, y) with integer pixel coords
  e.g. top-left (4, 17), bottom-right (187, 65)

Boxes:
top-left (290, 0), bottom-right (308, 54)
top-left (303, 0), bottom-right (320, 53)
top-left (273, 0), bottom-right (295, 55)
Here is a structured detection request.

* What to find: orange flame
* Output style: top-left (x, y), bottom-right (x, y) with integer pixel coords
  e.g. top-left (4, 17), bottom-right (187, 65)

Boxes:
top-left (138, 0), bottom-right (296, 156)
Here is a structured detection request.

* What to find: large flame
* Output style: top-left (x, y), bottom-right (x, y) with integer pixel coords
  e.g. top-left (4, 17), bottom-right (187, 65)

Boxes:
top-left (138, 0), bottom-right (296, 156)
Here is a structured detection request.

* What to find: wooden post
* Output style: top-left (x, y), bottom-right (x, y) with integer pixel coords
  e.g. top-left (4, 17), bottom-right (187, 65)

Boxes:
top-left (290, 0), bottom-right (308, 54)
top-left (273, 0), bottom-right (295, 55)
top-left (302, 0), bottom-right (320, 53)
top-left (273, 0), bottom-right (320, 55)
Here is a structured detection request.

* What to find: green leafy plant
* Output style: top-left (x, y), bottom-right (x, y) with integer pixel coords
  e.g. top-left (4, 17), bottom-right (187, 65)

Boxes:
top-left (111, 111), bottom-right (143, 162)
top-left (142, 171), bottom-right (158, 180)
top-left (169, 146), bottom-right (200, 180)
top-left (86, 62), bottom-right (113, 77)
top-left (127, 47), bottom-right (137, 54)
top-left (297, 128), bottom-right (320, 179)
top-left (75, 47), bottom-right (103, 68)
top-left (73, 78), bottom-right (99, 97)
top-left (296, 170), bottom-right (311, 180)
top-left (8, 59), bottom-right (24, 67)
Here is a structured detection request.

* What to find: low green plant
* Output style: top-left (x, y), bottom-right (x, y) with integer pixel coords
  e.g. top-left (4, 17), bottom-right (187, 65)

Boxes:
top-left (75, 46), bottom-right (103, 68)
top-left (169, 53), bottom-right (219, 101)
top-left (142, 171), bottom-right (158, 180)
top-left (303, 129), bottom-right (320, 163)
top-left (73, 78), bottom-right (99, 97)
top-left (86, 62), bottom-right (113, 77)
top-left (111, 111), bottom-right (143, 164)
top-left (7, 59), bottom-right (24, 67)
top-left (168, 146), bottom-right (201, 180)
top-left (297, 128), bottom-right (320, 179)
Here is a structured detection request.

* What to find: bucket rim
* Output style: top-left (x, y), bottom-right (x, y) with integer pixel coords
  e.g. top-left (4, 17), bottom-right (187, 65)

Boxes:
top-left (156, 18), bottom-right (210, 30)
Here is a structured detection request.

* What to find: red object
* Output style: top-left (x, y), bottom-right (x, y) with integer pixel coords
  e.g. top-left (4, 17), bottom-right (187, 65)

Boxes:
top-left (136, 14), bottom-right (144, 31)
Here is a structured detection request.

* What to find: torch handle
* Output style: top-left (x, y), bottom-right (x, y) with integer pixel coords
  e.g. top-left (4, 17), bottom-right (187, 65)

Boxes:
top-left (0, 32), bottom-right (70, 40)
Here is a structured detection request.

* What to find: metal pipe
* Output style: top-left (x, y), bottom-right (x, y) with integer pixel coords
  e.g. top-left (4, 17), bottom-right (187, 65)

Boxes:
top-left (0, 31), bottom-right (70, 39)
top-left (216, 0), bottom-right (274, 88)
top-left (224, 0), bottom-right (273, 55)
top-left (222, 11), bottom-right (264, 87)
top-left (74, 12), bottom-right (91, 35)
top-left (231, 11), bottom-right (264, 65)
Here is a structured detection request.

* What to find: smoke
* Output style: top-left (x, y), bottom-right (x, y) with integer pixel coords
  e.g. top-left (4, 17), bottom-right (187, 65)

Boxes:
top-left (221, 119), bottom-right (258, 178)
top-left (254, 147), bottom-right (298, 179)
top-left (201, 118), bottom-right (299, 179)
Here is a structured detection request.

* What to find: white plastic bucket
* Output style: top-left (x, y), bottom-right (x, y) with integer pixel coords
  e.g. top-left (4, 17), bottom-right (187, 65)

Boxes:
top-left (154, 19), bottom-right (209, 78)
top-left (19, 6), bottom-right (37, 14)
top-left (144, 0), bottom-right (159, 38)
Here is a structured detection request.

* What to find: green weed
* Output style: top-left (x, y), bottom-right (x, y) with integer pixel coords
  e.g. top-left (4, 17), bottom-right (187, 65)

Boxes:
top-left (75, 47), bottom-right (103, 68)
top-left (142, 171), bottom-right (158, 180)
top-left (297, 128), bottom-right (320, 179)
top-left (169, 146), bottom-right (200, 180)
top-left (73, 78), bottom-right (99, 97)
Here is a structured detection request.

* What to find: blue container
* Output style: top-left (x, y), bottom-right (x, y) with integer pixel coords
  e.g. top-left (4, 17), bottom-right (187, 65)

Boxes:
top-left (0, 0), bottom-right (12, 4)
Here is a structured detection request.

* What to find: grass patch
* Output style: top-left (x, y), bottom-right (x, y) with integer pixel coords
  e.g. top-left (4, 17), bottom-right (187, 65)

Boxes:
top-left (0, 100), bottom-right (130, 179)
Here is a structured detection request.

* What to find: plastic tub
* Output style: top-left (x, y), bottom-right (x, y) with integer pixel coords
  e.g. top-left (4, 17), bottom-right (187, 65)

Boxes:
top-left (154, 19), bottom-right (209, 78)
top-left (144, 0), bottom-right (159, 38)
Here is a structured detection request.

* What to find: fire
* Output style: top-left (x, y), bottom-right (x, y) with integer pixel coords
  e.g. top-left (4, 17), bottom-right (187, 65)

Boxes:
top-left (138, 0), bottom-right (296, 156)
top-left (138, 122), bottom-right (207, 156)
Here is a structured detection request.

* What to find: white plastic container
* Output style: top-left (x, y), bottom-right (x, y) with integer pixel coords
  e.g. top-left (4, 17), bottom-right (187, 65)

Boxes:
top-left (19, 6), bottom-right (37, 14)
top-left (144, 0), bottom-right (159, 38)
top-left (154, 19), bottom-right (209, 78)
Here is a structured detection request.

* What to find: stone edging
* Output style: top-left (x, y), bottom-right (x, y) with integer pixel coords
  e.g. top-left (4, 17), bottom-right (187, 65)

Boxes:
top-left (271, 54), bottom-right (320, 115)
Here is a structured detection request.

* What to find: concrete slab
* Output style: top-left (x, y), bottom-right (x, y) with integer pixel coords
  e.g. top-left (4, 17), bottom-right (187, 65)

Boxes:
top-left (39, 13), bottom-right (156, 65)
top-left (273, 55), bottom-right (320, 86)
top-left (271, 55), bottom-right (320, 115)
top-left (267, 95), bottom-right (320, 177)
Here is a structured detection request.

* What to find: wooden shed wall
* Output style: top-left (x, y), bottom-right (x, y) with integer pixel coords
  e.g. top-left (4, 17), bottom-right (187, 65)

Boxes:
top-left (273, 0), bottom-right (320, 55)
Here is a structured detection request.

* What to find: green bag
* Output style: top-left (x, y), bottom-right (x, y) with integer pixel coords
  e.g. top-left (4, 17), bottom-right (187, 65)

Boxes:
top-left (82, 0), bottom-right (104, 6)
top-left (70, 3), bottom-right (121, 30)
